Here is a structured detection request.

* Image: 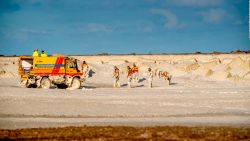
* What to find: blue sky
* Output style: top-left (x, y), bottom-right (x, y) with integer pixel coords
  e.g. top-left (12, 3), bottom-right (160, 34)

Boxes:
top-left (0, 0), bottom-right (249, 55)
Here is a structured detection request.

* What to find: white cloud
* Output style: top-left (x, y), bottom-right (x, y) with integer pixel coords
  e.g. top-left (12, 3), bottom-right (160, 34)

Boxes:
top-left (20, 28), bottom-right (52, 35)
top-left (150, 9), bottom-right (184, 29)
top-left (169, 0), bottom-right (223, 7)
top-left (199, 9), bottom-right (227, 24)
top-left (82, 23), bottom-right (113, 33)
top-left (140, 25), bottom-right (154, 32)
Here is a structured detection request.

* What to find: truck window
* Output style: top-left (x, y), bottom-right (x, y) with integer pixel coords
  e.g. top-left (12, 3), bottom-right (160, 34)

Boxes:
top-left (66, 61), bottom-right (75, 68)
top-left (21, 59), bottom-right (33, 74)
top-left (21, 60), bottom-right (32, 69)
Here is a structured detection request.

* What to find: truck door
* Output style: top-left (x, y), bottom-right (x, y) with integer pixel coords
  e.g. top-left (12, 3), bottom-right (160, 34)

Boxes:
top-left (65, 59), bottom-right (78, 75)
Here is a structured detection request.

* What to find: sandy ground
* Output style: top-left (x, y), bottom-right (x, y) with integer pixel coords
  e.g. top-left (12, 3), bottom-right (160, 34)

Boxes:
top-left (0, 54), bottom-right (250, 130)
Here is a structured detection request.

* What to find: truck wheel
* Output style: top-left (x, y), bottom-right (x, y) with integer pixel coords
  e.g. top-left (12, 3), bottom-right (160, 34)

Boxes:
top-left (40, 77), bottom-right (51, 89)
top-left (71, 77), bottom-right (81, 89)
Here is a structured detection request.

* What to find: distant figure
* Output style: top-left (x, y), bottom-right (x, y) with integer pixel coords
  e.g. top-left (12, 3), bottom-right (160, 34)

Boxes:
top-left (81, 61), bottom-right (89, 78)
top-left (148, 68), bottom-right (153, 88)
top-left (113, 66), bottom-right (120, 88)
top-left (132, 63), bottom-right (139, 82)
top-left (127, 66), bottom-right (133, 88)
top-left (32, 49), bottom-right (39, 57)
top-left (161, 71), bottom-right (172, 85)
top-left (40, 50), bottom-right (47, 57)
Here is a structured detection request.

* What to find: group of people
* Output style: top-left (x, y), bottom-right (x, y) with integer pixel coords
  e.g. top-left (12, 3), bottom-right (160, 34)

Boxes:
top-left (113, 64), bottom-right (154, 88)
top-left (32, 49), bottom-right (47, 57)
top-left (31, 49), bottom-right (157, 88)
top-left (126, 64), bottom-right (139, 87)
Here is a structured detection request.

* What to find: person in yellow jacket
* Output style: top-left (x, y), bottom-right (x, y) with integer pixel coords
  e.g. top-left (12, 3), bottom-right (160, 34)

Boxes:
top-left (40, 50), bottom-right (47, 57)
top-left (32, 49), bottom-right (39, 57)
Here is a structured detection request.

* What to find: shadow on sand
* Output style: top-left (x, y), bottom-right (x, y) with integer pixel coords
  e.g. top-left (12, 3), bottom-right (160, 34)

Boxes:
top-left (138, 78), bottom-right (146, 83)
top-left (81, 85), bottom-right (97, 89)
top-left (121, 84), bottom-right (128, 87)
top-left (169, 82), bottom-right (178, 85)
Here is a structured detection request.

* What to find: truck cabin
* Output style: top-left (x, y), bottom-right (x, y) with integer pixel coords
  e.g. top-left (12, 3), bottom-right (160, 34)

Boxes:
top-left (65, 58), bottom-right (81, 72)
top-left (19, 56), bottom-right (34, 74)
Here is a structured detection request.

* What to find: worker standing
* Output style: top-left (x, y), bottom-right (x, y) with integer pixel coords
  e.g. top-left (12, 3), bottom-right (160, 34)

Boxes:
top-left (40, 50), bottom-right (47, 57)
top-left (127, 66), bottom-right (133, 88)
top-left (132, 63), bottom-right (139, 82)
top-left (32, 49), bottom-right (39, 57)
top-left (82, 61), bottom-right (89, 78)
top-left (113, 66), bottom-right (120, 88)
top-left (148, 68), bottom-right (153, 88)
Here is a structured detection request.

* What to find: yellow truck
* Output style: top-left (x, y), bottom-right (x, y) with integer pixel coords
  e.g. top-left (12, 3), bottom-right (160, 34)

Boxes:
top-left (18, 56), bottom-right (85, 89)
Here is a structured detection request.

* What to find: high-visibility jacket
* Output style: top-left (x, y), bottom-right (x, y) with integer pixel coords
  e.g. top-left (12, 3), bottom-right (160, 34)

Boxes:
top-left (128, 68), bottom-right (133, 76)
top-left (40, 53), bottom-right (47, 57)
top-left (133, 67), bottom-right (138, 73)
top-left (82, 64), bottom-right (87, 68)
top-left (32, 51), bottom-right (39, 57)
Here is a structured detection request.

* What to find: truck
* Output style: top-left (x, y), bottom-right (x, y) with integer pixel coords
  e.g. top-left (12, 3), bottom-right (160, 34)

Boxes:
top-left (18, 56), bottom-right (85, 89)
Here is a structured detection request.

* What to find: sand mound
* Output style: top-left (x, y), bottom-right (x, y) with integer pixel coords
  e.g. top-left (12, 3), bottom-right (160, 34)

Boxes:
top-left (185, 63), bottom-right (200, 72)
top-left (207, 71), bottom-right (232, 81)
top-left (199, 61), bottom-right (218, 70)
top-left (224, 57), bottom-right (250, 79)
top-left (230, 68), bottom-right (249, 78)
top-left (108, 59), bottom-right (129, 65)
top-left (191, 67), bottom-right (212, 78)
top-left (0, 68), bottom-right (6, 76)
top-left (154, 62), bottom-right (187, 77)
top-left (243, 72), bottom-right (250, 80)
top-left (221, 58), bottom-right (233, 64)
top-left (0, 71), bottom-right (16, 78)
top-left (203, 63), bottom-right (245, 81)
top-left (189, 58), bottom-right (250, 81)
top-left (227, 57), bottom-right (250, 71)
top-left (155, 62), bottom-right (174, 71)
top-left (228, 75), bottom-right (242, 82)
top-left (0, 62), bottom-right (18, 78)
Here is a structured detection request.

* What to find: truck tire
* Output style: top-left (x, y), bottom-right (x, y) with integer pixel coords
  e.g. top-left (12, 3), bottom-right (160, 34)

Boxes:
top-left (40, 77), bottom-right (51, 89)
top-left (70, 77), bottom-right (81, 89)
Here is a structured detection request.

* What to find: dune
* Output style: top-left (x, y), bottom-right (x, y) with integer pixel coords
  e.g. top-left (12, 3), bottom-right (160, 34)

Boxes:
top-left (227, 57), bottom-right (250, 71)
top-left (226, 57), bottom-right (250, 78)
top-left (207, 71), bottom-right (232, 81)
top-left (199, 61), bottom-right (218, 70)
top-left (185, 63), bottom-right (200, 73)
top-left (1, 54), bottom-right (250, 82)
top-left (243, 71), bottom-right (250, 80)
top-left (190, 67), bottom-right (212, 79)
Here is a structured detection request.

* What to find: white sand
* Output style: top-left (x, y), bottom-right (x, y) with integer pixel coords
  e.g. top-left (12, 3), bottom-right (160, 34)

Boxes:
top-left (0, 54), bottom-right (250, 129)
